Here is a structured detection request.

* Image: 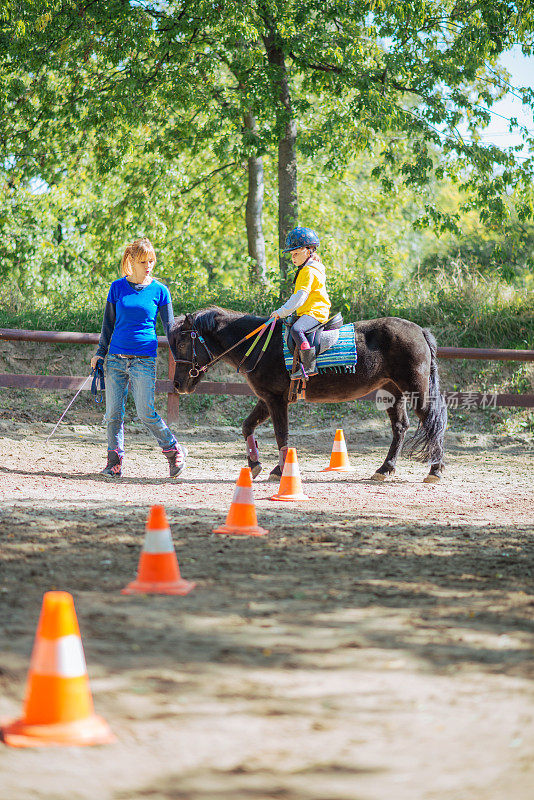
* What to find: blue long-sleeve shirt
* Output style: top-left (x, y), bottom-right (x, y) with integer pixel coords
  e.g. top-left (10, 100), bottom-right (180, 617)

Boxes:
top-left (95, 277), bottom-right (174, 359)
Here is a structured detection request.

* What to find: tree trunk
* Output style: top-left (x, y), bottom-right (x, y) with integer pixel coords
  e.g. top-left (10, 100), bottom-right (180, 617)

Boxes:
top-left (278, 114), bottom-right (298, 281)
top-left (263, 28), bottom-right (298, 282)
top-left (244, 110), bottom-right (267, 283)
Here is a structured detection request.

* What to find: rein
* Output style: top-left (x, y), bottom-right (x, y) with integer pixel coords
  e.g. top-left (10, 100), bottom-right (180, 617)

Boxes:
top-left (174, 319), bottom-right (271, 377)
top-left (237, 316), bottom-right (277, 373)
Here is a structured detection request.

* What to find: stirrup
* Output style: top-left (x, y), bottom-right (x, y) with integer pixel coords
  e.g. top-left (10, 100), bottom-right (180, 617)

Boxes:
top-left (290, 363), bottom-right (307, 380)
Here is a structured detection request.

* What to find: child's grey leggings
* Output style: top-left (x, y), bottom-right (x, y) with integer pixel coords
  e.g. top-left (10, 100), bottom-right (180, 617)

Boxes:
top-left (290, 314), bottom-right (319, 348)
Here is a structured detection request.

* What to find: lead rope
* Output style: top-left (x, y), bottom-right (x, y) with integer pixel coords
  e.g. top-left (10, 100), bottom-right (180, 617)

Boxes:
top-left (45, 373), bottom-right (93, 443)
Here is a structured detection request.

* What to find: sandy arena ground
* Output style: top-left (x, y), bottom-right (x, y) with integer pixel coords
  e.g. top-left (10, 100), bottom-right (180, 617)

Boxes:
top-left (0, 420), bottom-right (533, 800)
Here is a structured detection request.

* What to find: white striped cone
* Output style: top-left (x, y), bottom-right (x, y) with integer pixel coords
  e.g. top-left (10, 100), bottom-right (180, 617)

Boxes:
top-left (30, 634), bottom-right (87, 678)
top-left (322, 428), bottom-right (355, 472)
top-left (1, 591), bottom-right (115, 747)
top-left (122, 505), bottom-right (196, 594)
top-left (270, 447), bottom-right (309, 501)
top-left (142, 527), bottom-right (174, 553)
top-left (213, 467), bottom-right (268, 536)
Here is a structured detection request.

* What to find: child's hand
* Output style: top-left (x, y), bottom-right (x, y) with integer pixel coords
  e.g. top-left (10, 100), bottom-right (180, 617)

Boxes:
top-left (269, 312), bottom-right (279, 319)
top-left (90, 356), bottom-right (102, 370)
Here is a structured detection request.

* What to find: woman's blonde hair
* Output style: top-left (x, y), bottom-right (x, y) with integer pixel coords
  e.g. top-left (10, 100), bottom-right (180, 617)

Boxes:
top-left (121, 237), bottom-right (156, 277)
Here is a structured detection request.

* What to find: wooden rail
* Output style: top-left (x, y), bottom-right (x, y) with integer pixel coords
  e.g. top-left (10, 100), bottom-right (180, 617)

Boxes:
top-left (1, 328), bottom-right (533, 421)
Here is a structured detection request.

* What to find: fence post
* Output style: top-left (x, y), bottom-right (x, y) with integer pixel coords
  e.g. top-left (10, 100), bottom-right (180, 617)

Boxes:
top-left (167, 348), bottom-right (179, 423)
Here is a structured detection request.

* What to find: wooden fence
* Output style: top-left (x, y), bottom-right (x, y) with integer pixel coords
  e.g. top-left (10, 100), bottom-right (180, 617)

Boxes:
top-left (1, 327), bottom-right (533, 423)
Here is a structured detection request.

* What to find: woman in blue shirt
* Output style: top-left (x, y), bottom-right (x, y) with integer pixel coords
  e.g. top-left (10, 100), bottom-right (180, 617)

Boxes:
top-left (90, 237), bottom-right (186, 478)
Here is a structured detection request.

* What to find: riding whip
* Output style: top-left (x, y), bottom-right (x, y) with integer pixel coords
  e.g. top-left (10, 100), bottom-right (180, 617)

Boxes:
top-left (45, 372), bottom-right (95, 442)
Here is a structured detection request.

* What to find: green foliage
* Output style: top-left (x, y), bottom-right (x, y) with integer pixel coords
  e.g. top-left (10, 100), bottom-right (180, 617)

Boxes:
top-left (1, 0), bottom-right (534, 233)
top-left (333, 265), bottom-right (533, 350)
top-left (419, 186), bottom-right (534, 283)
top-left (0, 0), bottom-right (533, 376)
top-left (422, 227), bottom-right (534, 283)
top-left (0, 132), bottom-right (427, 295)
top-left (1, 133), bottom-right (532, 356)
top-left (2, 260), bottom-right (531, 354)
top-left (298, 151), bottom-right (426, 288)
top-left (0, 173), bottom-right (89, 292)
top-left (0, 284), bottom-right (105, 332)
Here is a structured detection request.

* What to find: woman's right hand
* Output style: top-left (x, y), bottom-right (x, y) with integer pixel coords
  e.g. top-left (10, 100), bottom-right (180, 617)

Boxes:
top-left (90, 356), bottom-right (102, 371)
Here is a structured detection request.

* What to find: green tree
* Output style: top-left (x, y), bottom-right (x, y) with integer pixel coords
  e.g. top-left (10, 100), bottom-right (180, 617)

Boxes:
top-left (2, 0), bottom-right (534, 283)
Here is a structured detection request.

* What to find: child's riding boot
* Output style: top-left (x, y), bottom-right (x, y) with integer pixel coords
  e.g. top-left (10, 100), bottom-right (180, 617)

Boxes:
top-left (291, 341), bottom-right (316, 380)
top-left (299, 345), bottom-right (318, 378)
top-left (101, 449), bottom-right (123, 477)
top-left (163, 444), bottom-right (188, 478)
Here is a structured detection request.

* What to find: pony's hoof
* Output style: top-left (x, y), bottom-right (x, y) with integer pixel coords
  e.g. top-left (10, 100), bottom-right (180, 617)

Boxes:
top-left (423, 473), bottom-right (442, 484)
top-left (269, 466), bottom-right (282, 482)
top-left (371, 470), bottom-right (395, 481)
top-left (250, 462), bottom-right (262, 479)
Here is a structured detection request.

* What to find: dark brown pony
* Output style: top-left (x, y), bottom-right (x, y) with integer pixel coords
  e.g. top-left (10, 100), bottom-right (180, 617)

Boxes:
top-left (169, 307), bottom-right (447, 483)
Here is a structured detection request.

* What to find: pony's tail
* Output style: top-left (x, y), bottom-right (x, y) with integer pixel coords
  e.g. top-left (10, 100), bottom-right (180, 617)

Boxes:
top-left (405, 329), bottom-right (447, 464)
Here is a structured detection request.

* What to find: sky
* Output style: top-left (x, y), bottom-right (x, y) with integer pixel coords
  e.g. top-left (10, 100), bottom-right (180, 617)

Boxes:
top-left (471, 45), bottom-right (534, 155)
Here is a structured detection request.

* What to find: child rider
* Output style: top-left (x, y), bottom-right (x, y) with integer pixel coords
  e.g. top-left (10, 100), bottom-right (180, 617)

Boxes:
top-left (270, 226), bottom-right (331, 379)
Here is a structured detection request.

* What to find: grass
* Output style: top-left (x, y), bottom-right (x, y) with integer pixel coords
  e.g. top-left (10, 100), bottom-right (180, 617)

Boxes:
top-left (1, 265), bottom-right (531, 349)
top-left (339, 266), bottom-right (533, 351)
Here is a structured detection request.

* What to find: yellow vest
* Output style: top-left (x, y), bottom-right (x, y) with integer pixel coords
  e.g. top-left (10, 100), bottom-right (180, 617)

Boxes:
top-left (294, 260), bottom-right (331, 323)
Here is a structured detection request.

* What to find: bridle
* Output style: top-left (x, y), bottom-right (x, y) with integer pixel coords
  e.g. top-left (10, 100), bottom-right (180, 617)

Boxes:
top-left (173, 323), bottom-right (216, 379)
top-left (173, 316), bottom-right (275, 378)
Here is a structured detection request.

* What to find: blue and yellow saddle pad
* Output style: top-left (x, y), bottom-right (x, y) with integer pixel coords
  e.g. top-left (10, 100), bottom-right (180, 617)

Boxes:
top-left (283, 323), bottom-right (357, 374)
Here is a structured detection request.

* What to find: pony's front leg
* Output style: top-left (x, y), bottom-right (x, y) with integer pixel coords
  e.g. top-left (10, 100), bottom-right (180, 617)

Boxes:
top-left (243, 399), bottom-right (270, 479)
top-left (263, 394), bottom-right (289, 482)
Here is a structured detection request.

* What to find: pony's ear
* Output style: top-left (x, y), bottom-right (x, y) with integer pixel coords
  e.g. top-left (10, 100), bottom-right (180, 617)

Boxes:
top-left (180, 314), bottom-right (193, 331)
top-left (170, 315), bottom-right (182, 333)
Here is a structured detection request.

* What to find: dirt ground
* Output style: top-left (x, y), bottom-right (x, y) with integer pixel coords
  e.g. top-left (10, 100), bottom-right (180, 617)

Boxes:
top-left (0, 419), bottom-right (533, 800)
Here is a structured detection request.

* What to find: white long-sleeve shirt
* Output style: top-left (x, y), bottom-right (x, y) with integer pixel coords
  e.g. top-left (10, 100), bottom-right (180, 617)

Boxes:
top-left (273, 289), bottom-right (309, 319)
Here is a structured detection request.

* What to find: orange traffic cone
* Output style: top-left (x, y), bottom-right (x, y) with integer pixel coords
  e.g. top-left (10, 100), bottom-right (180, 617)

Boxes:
top-left (213, 467), bottom-right (268, 536)
top-left (322, 428), bottom-right (355, 472)
top-left (122, 505), bottom-right (196, 595)
top-left (1, 591), bottom-right (115, 748)
top-left (270, 447), bottom-right (309, 501)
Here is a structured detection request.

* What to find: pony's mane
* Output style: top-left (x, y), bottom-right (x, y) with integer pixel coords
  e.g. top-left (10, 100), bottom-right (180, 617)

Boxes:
top-left (193, 306), bottom-right (265, 333)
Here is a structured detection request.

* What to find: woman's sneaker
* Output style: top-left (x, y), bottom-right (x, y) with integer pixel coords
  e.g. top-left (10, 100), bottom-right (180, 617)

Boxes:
top-left (163, 444), bottom-right (187, 478)
top-left (101, 450), bottom-right (123, 477)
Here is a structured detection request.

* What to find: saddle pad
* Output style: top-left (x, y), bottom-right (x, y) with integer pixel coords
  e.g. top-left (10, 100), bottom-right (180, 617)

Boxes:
top-left (283, 323), bottom-right (357, 372)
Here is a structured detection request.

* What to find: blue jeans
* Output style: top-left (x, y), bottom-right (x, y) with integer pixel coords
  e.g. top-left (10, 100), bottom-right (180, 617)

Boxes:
top-left (104, 355), bottom-right (177, 456)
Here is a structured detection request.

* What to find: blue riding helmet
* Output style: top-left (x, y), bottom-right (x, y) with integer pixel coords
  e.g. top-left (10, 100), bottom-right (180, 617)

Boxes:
top-left (283, 226), bottom-right (320, 252)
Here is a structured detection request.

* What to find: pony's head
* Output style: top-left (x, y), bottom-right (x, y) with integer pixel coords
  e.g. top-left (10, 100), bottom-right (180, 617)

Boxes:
top-left (169, 306), bottom-right (261, 393)
top-left (169, 313), bottom-right (204, 394)
top-left (169, 309), bottom-right (228, 394)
